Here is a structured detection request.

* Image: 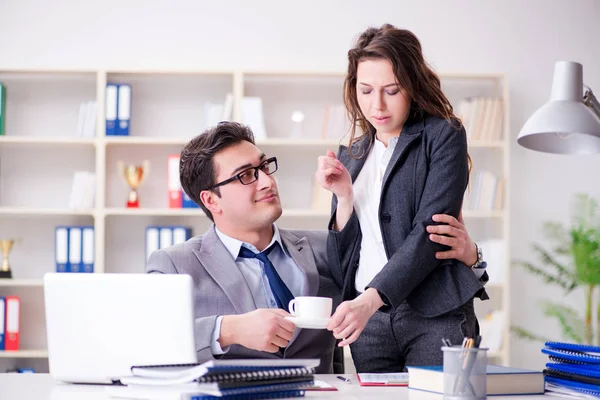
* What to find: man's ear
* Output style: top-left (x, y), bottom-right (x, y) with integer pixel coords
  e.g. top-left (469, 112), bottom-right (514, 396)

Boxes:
top-left (200, 190), bottom-right (221, 216)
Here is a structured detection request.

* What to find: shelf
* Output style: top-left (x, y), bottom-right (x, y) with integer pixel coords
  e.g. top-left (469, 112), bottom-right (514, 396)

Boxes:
top-left (104, 137), bottom-right (189, 146)
top-left (104, 136), bottom-right (341, 147)
top-left (104, 208), bottom-right (206, 216)
top-left (103, 208), bottom-right (331, 217)
top-left (462, 210), bottom-right (505, 218)
top-left (0, 350), bottom-right (48, 358)
top-left (0, 279), bottom-right (44, 287)
top-left (0, 207), bottom-right (95, 217)
top-left (0, 136), bottom-right (97, 146)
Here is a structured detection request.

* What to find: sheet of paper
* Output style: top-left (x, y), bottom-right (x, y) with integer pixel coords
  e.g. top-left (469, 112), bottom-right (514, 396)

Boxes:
top-left (358, 372), bottom-right (409, 384)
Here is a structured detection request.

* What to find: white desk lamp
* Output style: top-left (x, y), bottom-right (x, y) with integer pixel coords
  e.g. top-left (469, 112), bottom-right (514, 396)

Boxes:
top-left (518, 61), bottom-right (600, 154)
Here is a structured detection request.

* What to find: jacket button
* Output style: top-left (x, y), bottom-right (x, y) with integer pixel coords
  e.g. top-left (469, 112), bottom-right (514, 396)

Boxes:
top-left (381, 213), bottom-right (391, 223)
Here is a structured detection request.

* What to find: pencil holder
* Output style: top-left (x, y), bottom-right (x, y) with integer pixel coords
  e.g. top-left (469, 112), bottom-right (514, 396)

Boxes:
top-left (442, 345), bottom-right (488, 400)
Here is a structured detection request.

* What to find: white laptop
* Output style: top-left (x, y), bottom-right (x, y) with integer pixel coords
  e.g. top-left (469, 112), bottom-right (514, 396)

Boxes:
top-left (44, 273), bottom-right (197, 384)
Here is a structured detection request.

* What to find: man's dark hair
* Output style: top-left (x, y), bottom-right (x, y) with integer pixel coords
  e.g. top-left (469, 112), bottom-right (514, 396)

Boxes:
top-left (179, 122), bottom-right (255, 221)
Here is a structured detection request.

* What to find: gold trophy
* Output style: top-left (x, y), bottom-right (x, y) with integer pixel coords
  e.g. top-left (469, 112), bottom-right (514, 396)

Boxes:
top-left (117, 160), bottom-right (150, 208)
top-left (0, 239), bottom-right (15, 279)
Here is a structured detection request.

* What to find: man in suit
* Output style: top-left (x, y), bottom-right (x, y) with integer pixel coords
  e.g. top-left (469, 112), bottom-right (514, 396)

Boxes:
top-left (147, 122), bottom-right (342, 373)
top-left (147, 121), bottom-right (486, 374)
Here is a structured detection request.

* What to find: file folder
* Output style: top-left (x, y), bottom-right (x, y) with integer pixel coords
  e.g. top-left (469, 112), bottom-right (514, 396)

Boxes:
top-left (82, 227), bottom-right (94, 273)
top-left (5, 296), bottom-right (20, 351)
top-left (182, 190), bottom-right (199, 208)
top-left (117, 84), bottom-right (131, 136)
top-left (0, 82), bottom-right (5, 136)
top-left (159, 227), bottom-right (173, 249)
top-left (55, 227), bottom-right (69, 272)
top-left (69, 227), bottom-right (82, 273)
top-left (105, 84), bottom-right (118, 136)
top-left (173, 227), bottom-right (192, 245)
top-left (145, 227), bottom-right (160, 262)
top-left (168, 155), bottom-right (182, 208)
top-left (0, 296), bottom-right (5, 350)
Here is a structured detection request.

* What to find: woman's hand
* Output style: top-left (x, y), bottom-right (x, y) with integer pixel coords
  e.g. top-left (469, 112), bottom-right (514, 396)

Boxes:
top-left (326, 288), bottom-right (383, 347)
top-left (315, 150), bottom-right (353, 201)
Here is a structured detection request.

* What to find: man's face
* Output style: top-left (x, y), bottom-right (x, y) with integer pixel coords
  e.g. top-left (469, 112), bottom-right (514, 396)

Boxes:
top-left (209, 141), bottom-right (282, 231)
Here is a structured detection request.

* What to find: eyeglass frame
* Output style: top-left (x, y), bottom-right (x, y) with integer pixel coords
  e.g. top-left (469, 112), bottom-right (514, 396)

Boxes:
top-left (203, 157), bottom-right (278, 191)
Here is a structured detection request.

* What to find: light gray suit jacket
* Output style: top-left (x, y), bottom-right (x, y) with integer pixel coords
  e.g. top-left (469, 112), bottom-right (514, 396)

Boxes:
top-left (146, 225), bottom-right (342, 374)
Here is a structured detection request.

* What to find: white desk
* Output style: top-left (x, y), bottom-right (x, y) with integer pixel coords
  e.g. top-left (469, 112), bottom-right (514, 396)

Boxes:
top-left (1, 373), bottom-right (552, 400)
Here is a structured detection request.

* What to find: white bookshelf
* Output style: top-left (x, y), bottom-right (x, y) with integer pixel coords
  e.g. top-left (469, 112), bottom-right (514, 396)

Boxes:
top-left (0, 69), bottom-right (511, 371)
top-left (0, 350), bottom-right (48, 359)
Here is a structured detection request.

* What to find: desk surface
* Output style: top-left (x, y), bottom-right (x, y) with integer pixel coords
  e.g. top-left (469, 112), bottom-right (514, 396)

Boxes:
top-left (1, 373), bottom-right (553, 400)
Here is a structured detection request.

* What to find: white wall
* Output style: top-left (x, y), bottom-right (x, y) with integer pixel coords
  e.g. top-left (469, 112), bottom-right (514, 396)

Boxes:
top-left (1, 0), bottom-right (600, 369)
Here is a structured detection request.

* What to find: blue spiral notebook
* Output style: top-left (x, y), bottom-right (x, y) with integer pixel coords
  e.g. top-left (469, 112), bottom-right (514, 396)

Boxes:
top-left (542, 342), bottom-right (600, 364)
top-left (545, 376), bottom-right (600, 397)
top-left (190, 389), bottom-right (305, 399)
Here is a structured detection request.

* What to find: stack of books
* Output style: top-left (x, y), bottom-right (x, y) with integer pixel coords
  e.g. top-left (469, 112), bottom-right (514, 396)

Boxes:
top-left (542, 341), bottom-right (600, 397)
top-left (108, 359), bottom-right (319, 399)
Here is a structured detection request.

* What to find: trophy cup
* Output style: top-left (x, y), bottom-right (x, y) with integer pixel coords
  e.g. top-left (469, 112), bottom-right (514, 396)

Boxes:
top-left (0, 239), bottom-right (15, 279)
top-left (117, 160), bottom-right (150, 208)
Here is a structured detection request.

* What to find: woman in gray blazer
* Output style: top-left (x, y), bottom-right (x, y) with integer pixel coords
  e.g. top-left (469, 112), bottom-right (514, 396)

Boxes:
top-left (316, 24), bottom-right (486, 373)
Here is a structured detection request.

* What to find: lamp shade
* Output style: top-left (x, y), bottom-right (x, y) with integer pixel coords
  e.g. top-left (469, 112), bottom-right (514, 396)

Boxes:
top-left (517, 61), bottom-right (600, 154)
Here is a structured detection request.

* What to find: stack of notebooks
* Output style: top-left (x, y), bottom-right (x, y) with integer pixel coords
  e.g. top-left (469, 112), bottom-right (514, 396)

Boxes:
top-left (542, 341), bottom-right (600, 398)
top-left (107, 359), bottom-right (319, 399)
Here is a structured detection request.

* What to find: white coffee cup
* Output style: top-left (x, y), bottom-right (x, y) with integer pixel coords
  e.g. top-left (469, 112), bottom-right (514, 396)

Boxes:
top-left (288, 296), bottom-right (332, 319)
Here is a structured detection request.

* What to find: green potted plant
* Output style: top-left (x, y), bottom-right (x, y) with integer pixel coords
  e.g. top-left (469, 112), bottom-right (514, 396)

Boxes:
top-left (513, 193), bottom-right (600, 344)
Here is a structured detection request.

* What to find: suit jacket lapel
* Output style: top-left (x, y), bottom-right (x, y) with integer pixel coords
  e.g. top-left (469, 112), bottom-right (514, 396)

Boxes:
top-left (280, 230), bottom-right (319, 297)
top-left (279, 229), bottom-right (319, 349)
top-left (191, 226), bottom-right (257, 314)
top-left (381, 119), bottom-right (425, 190)
top-left (339, 135), bottom-right (371, 183)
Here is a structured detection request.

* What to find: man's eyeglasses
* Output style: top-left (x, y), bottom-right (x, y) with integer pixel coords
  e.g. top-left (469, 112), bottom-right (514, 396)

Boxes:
top-left (204, 157), bottom-right (278, 191)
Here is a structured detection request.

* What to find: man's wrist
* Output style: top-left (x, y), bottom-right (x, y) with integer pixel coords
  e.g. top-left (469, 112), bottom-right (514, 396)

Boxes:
top-left (218, 315), bottom-right (238, 348)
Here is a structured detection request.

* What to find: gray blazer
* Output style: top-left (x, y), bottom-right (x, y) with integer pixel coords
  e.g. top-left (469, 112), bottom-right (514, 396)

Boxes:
top-left (328, 116), bottom-right (488, 318)
top-left (146, 225), bottom-right (342, 373)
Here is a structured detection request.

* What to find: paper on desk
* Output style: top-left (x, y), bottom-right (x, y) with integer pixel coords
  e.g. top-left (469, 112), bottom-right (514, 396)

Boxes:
top-left (357, 372), bottom-right (409, 386)
top-left (305, 379), bottom-right (338, 391)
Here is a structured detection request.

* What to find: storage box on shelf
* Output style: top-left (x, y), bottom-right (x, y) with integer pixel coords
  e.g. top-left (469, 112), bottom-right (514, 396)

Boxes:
top-left (0, 69), bottom-right (510, 371)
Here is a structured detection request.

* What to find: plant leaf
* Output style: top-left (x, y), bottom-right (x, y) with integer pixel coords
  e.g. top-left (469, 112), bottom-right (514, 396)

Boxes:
top-left (510, 326), bottom-right (552, 343)
top-left (513, 260), bottom-right (576, 291)
top-left (542, 301), bottom-right (585, 343)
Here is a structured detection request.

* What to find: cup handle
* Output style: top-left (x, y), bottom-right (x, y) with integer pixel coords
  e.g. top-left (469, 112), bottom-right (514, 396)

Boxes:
top-left (288, 299), bottom-right (297, 316)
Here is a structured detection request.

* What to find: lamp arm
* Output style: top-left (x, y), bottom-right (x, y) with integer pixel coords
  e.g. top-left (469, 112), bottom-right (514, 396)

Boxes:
top-left (583, 86), bottom-right (600, 120)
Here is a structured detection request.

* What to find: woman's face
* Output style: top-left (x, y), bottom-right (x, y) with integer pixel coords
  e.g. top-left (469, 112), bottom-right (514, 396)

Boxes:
top-left (356, 58), bottom-right (412, 136)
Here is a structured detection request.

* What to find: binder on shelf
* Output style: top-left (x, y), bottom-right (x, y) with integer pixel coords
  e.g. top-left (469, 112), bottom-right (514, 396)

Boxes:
top-left (5, 296), bottom-right (20, 351)
top-left (117, 84), bottom-right (131, 136)
top-left (159, 227), bottom-right (173, 249)
top-left (55, 226), bottom-right (69, 272)
top-left (173, 226), bottom-right (192, 245)
top-left (82, 226), bottom-right (95, 273)
top-left (68, 227), bottom-right (82, 273)
top-left (168, 155), bottom-right (182, 208)
top-left (0, 82), bottom-right (6, 136)
top-left (0, 296), bottom-right (5, 350)
top-left (146, 226), bottom-right (193, 261)
top-left (105, 84), bottom-right (118, 136)
top-left (145, 227), bottom-right (160, 262)
top-left (182, 191), bottom-right (199, 208)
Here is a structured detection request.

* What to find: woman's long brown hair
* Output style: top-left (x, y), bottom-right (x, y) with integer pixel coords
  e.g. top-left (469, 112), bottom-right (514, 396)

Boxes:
top-left (343, 23), bottom-right (470, 170)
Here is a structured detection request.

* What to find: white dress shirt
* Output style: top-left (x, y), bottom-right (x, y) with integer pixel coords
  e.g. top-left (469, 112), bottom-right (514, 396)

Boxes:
top-left (210, 225), bottom-right (305, 355)
top-left (352, 136), bottom-right (485, 293)
top-left (352, 137), bottom-right (397, 292)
